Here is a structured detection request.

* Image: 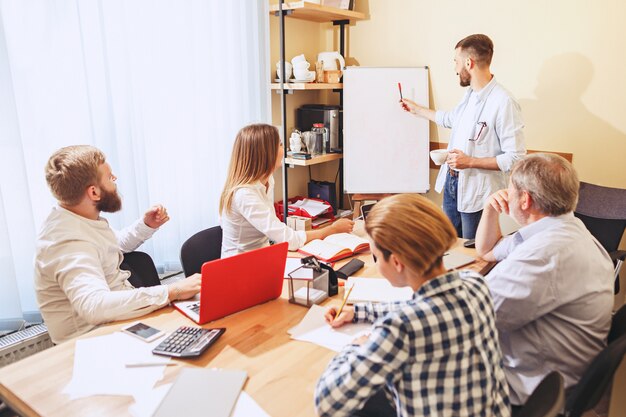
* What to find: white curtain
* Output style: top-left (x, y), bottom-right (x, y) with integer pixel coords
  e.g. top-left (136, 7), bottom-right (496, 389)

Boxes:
top-left (0, 0), bottom-right (271, 330)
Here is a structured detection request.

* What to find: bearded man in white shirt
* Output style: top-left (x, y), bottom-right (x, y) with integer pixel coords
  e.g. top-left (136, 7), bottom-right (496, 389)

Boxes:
top-left (35, 145), bottom-right (201, 344)
top-left (402, 34), bottom-right (526, 239)
top-left (475, 153), bottom-right (614, 406)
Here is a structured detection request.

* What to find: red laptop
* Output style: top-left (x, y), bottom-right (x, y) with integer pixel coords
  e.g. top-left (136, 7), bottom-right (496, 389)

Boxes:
top-left (173, 242), bottom-right (288, 324)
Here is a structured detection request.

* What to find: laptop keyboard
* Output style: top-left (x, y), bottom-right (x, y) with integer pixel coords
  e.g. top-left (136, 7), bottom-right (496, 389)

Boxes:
top-left (152, 326), bottom-right (225, 358)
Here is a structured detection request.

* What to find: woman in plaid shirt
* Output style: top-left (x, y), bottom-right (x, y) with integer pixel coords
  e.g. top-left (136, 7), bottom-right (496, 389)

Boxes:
top-left (315, 194), bottom-right (510, 417)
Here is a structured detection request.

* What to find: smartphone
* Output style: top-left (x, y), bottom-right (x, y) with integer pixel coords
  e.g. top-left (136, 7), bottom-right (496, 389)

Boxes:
top-left (121, 322), bottom-right (165, 343)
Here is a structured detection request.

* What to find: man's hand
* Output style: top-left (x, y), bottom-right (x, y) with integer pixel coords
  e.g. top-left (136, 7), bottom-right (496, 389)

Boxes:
top-left (447, 149), bottom-right (474, 170)
top-left (143, 205), bottom-right (170, 229)
top-left (168, 273), bottom-right (202, 302)
top-left (324, 305), bottom-right (355, 328)
top-left (400, 98), bottom-right (416, 113)
top-left (331, 218), bottom-right (354, 234)
top-left (486, 189), bottom-right (510, 215)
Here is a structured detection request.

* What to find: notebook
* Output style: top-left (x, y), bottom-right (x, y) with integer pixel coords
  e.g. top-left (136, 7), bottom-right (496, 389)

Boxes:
top-left (443, 249), bottom-right (475, 270)
top-left (173, 242), bottom-right (288, 324)
top-left (298, 233), bottom-right (369, 262)
top-left (153, 368), bottom-right (247, 417)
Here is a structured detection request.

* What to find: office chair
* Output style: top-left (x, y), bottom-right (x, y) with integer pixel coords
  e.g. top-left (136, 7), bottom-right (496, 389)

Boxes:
top-left (516, 371), bottom-right (564, 417)
top-left (120, 251), bottom-right (162, 288)
top-left (179, 226), bottom-right (222, 277)
top-left (609, 303), bottom-right (626, 344)
top-left (563, 334), bottom-right (626, 417)
top-left (574, 181), bottom-right (626, 294)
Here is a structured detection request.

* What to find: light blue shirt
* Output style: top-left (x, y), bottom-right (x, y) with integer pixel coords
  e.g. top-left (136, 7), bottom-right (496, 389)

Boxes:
top-left (487, 213), bottom-right (614, 405)
top-left (435, 77), bottom-right (526, 213)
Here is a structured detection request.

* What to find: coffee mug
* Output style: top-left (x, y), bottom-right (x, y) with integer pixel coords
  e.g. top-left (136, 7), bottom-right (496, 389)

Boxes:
top-left (276, 61), bottom-right (293, 80)
top-left (429, 149), bottom-right (449, 165)
top-left (293, 61), bottom-right (310, 70)
top-left (291, 54), bottom-right (306, 65)
top-left (294, 69), bottom-right (313, 80)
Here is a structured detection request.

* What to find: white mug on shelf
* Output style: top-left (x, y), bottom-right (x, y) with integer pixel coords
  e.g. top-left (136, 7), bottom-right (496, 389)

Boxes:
top-left (276, 61), bottom-right (293, 80)
top-left (291, 54), bottom-right (306, 65)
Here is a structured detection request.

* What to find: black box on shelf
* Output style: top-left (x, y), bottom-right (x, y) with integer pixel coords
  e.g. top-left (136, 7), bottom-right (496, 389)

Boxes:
top-left (308, 180), bottom-right (337, 214)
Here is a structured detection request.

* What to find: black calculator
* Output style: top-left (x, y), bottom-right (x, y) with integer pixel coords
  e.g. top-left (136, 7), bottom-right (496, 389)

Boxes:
top-left (152, 326), bottom-right (225, 358)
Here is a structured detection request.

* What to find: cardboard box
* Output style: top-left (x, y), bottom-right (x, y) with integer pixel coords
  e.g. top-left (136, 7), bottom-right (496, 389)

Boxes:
top-left (323, 70), bottom-right (342, 83)
top-left (287, 216), bottom-right (312, 231)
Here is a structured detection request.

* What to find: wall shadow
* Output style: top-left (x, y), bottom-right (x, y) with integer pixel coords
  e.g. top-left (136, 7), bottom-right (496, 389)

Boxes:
top-left (518, 52), bottom-right (626, 187)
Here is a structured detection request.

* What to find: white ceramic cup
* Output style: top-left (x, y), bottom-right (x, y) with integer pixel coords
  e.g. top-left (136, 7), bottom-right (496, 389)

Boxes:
top-left (294, 69), bottom-right (310, 80)
top-left (291, 54), bottom-right (306, 65)
top-left (293, 61), bottom-right (310, 70)
top-left (429, 149), bottom-right (449, 165)
top-left (276, 61), bottom-right (293, 80)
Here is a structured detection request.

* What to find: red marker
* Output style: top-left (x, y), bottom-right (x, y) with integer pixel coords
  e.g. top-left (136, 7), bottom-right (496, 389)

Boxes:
top-left (398, 82), bottom-right (403, 100)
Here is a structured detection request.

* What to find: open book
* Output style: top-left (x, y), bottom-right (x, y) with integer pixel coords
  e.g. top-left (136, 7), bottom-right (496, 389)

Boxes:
top-left (298, 233), bottom-right (369, 262)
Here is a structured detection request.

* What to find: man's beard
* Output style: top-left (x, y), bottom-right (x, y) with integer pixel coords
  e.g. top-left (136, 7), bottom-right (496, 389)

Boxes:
top-left (96, 187), bottom-right (122, 213)
top-left (458, 67), bottom-right (471, 87)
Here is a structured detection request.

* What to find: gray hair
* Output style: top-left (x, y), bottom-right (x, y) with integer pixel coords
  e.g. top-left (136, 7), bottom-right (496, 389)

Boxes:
top-left (510, 153), bottom-right (579, 216)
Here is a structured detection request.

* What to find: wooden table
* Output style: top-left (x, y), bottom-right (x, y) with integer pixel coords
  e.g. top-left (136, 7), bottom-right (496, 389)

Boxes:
top-left (0, 241), bottom-right (489, 417)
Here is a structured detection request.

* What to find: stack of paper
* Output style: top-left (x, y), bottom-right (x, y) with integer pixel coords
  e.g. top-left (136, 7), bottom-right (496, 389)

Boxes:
top-left (291, 199), bottom-right (331, 217)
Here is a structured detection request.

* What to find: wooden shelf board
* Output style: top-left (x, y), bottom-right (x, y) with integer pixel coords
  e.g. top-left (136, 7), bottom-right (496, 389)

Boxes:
top-left (271, 82), bottom-right (342, 90)
top-left (269, 1), bottom-right (367, 22)
top-left (285, 153), bottom-right (343, 166)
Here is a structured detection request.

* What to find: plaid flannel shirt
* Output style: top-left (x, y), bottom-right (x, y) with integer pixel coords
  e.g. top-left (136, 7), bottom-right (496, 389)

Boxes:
top-left (315, 270), bottom-right (510, 417)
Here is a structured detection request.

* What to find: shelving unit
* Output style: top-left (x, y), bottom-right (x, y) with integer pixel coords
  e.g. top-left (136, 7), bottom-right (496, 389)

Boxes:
top-left (271, 0), bottom-right (366, 222)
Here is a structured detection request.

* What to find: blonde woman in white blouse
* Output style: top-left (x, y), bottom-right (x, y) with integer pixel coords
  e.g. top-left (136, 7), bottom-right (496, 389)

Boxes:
top-left (219, 123), bottom-right (353, 258)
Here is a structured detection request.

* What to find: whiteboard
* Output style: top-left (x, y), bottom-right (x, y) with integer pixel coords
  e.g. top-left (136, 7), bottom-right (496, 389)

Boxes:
top-left (343, 67), bottom-right (429, 193)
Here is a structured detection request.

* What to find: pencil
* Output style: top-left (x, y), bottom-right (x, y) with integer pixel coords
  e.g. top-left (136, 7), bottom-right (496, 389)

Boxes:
top-left (335, 284), bottom-right (354, 318)
top-left (397, 82), bottom-right (403, 100)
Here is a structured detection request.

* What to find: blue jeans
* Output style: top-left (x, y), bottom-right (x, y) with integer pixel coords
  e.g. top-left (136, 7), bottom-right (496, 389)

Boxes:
top-left (443, 171), bottom-right (483, 239)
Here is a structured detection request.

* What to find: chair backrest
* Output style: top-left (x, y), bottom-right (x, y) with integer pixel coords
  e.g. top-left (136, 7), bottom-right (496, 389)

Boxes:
top-left (517, 371), bottom-right (564, 417)
top-left (120, 251), bottom-right (161, 288)
top-left (609, 304), bottom-right (626, 344)
top-left (574, 181), bottom-right (626, 253)
top-left (180, 226), bottom-right (222, 277)
top-left (564, 335), bottom-right (626, 417)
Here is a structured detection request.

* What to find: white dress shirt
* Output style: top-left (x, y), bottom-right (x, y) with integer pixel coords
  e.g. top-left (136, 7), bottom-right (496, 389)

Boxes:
top-left (35, 206), bottom-right (169, 344)
top-left (487, 213), bottom-right (614, 404)
top-left (220, 175), bottom-right (307, 258)
top-left (435, 77), bottom-right (526, 213)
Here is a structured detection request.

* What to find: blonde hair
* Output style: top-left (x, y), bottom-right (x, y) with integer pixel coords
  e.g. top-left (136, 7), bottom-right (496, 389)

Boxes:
top-left (45, 145), bottom-right (106, 206)
top-left (219, 124), bottom-right (281, 214)
top-left (510, 153), bottom-right (579, 216)
top-left (365, 194), bottom-right (457, 277)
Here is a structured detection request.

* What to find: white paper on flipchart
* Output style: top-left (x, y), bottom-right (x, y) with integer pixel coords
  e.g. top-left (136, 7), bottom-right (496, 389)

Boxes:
top-left (345, 277), bottom-right (413, 304)
top-left (62, 332), bottom-right (170, 400)
top-left (129, 386), bottom-right (269, 417)
top-left (288, 304), bottom-right (371, 352)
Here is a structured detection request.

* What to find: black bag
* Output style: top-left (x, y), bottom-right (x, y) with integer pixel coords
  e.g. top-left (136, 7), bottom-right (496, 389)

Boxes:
top-left (308, 180), bottom-right (337, 214)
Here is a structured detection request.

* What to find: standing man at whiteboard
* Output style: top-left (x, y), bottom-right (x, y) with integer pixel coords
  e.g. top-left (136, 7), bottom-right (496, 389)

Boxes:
top-left (402, 34), bottom-right (526, 239)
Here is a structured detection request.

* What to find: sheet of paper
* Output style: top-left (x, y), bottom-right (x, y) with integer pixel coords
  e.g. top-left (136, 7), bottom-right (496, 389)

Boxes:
top-left (284, 258), bottom-right (314, 279)
top-left (232, 392), bottom-right (271, 417)
top-left (129, 383), bottom-right (172, 417)
top-left (345, 277), bottom-right (413, 304)
top-left (288, 304), bottom-right (370, 352)
top-left (292, 199), bottom-right (331, 217)
top-left (62, 332), bottom-right (171, 400)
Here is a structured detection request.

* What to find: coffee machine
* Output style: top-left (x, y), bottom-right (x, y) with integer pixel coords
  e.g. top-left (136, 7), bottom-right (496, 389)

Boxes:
top-left (296, 104), bottom-right (342, 153)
